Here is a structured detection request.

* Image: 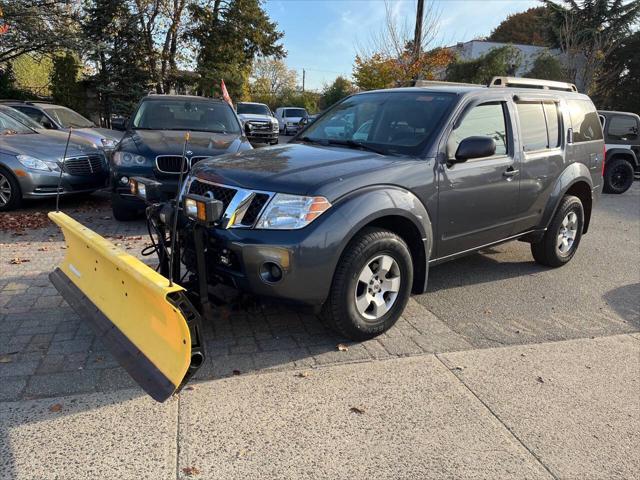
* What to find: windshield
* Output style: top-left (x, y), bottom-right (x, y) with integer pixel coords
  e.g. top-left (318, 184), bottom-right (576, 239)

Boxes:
top-left (133, 99), bottom-right (241, 134)
top-left (0, 107), bottom-right (42, 130)
top-left (237, 103), bottom-right (271, 116)
top-left (285, 108), bottom-right (307, 118)
top-left (0, 111), bottom-right (37, 135)
top-left (44, 107), bottom-right (94, 128)
top-left (299, 91), bottom-right (455, 155)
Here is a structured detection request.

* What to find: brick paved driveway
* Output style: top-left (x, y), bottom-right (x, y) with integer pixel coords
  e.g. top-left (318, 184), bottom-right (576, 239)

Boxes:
top-left (0, 194), bottom-right (472, 401)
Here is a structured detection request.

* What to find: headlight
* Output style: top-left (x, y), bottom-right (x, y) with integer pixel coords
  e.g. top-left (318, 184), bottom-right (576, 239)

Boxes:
top-left (286, 122), bottom-right (296, 126)
top-left (16, 155), bottom-right (59, 172)
top-left (255, 194), bottom-right (331, 229)
top-left (101, 138), bottom-right (117, 149)
top-left (112, 151), bottom-right (149, 166)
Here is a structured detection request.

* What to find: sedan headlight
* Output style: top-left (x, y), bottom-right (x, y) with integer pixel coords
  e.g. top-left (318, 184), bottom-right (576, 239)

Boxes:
top-left (16, 155), bottom-right (60, 172)
top-left (112, 151), bottom-right (149, 166)
top-left (101, 138), bottom-right (118, 149)
top-left (255, 194), bottom-right (331, 230)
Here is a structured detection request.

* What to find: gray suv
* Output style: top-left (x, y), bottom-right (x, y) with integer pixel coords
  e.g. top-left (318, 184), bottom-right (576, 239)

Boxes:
top-left (140, 77), bottom-right (604, 340)
top-left (598, 110), bottom-right (639, 194)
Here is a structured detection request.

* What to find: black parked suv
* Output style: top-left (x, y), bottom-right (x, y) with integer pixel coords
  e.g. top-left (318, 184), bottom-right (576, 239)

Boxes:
top-left (110, 94), bottom-right (251, 220)
top-left (137, 77), bottom-right (604, 340)
top-left (598, 110), bottom-right (639, 194)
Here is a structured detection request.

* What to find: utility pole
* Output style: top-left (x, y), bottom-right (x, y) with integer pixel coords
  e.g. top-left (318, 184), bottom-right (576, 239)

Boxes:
top-left (412, 0), bottom-right (425, 82)
top-left (302, 69), bottom-right (306, 93)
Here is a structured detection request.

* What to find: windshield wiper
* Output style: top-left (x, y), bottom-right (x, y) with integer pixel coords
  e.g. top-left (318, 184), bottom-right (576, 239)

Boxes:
top-left (298, 136), bottom-right (326, 145)
top-left (326, 139), bottom-right (388, 155)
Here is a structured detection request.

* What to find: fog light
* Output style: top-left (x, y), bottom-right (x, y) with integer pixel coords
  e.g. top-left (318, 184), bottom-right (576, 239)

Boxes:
top-left (120, 176), bottom-right (129, 185)
top-left (260, 262), bottom-right (283, 283)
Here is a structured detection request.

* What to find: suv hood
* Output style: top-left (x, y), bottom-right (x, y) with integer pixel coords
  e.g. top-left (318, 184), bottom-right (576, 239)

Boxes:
top-left (0, 133), bottom-right (102, 160)
top-left (67, 127), bottom-right (123, 142)
top-left (190, 143), bottom-right (419, 200)
top-left (238, 114), bottom-right (276, 123)
top-left (119, 129), bottom-right (249, 158)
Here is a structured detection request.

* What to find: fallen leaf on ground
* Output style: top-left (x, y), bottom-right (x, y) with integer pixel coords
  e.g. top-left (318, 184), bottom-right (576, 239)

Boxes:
top-left (232, 369), bottom-right (241, 376)
top-left (296, 371), bottom-right (310, 378)
top-left (536, 376), bottom-right (545, 384)
top-left (451, 366), bottom-right (464, 372)
top-left (48, 403), bottom-right (63, 413)
top-left (350, 406), bottom-right (365, 415)
top-left (0, 355), bottom-right (13, 363)
top-left (0, 211), bottom-right (51, 232)
top-left (182, 466), bottom-right (201, 476)
top-left (9, 258), bottom-right (30, 264)
top-left (184, 386), bottom-right (195, 391)
top-left (337, 343), bottom-right (349, 352)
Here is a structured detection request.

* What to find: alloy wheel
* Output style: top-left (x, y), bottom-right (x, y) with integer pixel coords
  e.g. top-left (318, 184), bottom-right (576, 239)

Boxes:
top-left (354, 254), bottom-right (401, 320)
top-left (0, 173), bottom-right (11, 207)
top-left (556, 211), bottom-right (578, 256)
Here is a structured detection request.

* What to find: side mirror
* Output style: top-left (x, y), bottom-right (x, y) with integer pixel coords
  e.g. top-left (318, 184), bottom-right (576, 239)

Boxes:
top-left (111, 117), bottom-right (127, 131)
top-left (453, 136), bottom-right (496, 163)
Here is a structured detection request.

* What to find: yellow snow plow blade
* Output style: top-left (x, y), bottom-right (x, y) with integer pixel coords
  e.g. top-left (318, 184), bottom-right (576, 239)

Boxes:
top-left (48, 211), bottom-right (204, 402)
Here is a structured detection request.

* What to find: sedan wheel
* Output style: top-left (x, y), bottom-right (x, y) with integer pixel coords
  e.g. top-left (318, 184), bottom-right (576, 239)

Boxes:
top-left (0, 172), bottom-right (11, 207)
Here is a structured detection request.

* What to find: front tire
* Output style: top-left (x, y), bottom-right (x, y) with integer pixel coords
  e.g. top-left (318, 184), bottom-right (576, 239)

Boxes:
top-left (531, 195), bottom-right (584, 267)
top-left (322, 228), bottom-right (413, 340)
top-left (603, 158), bottom-right (634, 194)
top-left (0, 167), bottom-right (22, 212)
top-left (111, 194), bottom-right (140, 221)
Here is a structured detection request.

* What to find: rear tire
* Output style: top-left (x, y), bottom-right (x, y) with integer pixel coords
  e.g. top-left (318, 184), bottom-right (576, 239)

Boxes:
top-left (0, 167), bottom-right (22, 212)
top-left (111, 194), bottom-right (140, 221)
top-left (322, 227), bottom-right (413, 340)
top-left (603, 158), bottom-right (634, 194)
top-left (531, 195), bottom-right (583, 268)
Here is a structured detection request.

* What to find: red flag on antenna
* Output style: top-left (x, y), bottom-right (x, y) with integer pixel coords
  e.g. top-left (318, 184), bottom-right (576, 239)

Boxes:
top-left (221, 79), bottom-right (232, 107)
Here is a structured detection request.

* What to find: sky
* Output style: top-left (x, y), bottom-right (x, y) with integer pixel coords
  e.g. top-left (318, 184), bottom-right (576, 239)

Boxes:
top-left (264, 0), bottom-right (540, 90)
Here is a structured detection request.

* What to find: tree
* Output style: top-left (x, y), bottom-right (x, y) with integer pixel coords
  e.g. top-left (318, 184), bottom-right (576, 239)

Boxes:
top-left (11, 54), bottom-right (53, 96)
top-left (524, 51), bottom-right (570, 82)
top-left (250, 57), bottom-right (297, 104)
top-left (320, 76), bottom-right (356, 109)
top-left (489, 7), bottom-right (554, 46)
top-left (544, 0), bottom-right (640, 93)
top-left (189, 0), bottom-right (286, 100)
top-left (353, 48), bottom-right (453, 90)
top-left (0, 1), bottom-right (80, 64)
top-left (445, 46), bottom-right (523, 85)
top-left (50, 52), bottom-right (82, 111)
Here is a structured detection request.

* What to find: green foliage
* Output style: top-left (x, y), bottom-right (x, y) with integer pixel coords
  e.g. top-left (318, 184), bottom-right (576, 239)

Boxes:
top-left (524, 51), bottom-right (570, 82)
top-left (489, 7), bottom-right (555, 47)
top-left (0, 63), bottom-right (21, 98)
top-left (11, 54), bottom-right (53, 96)
top-left (50, 52), bottom-right (82, 111)
top-left (190, 0), bottom-right (285, 100)
top-left (320, 76), bottom-right (356, 109)
top-left (446, 46), bottom-right (523, 85)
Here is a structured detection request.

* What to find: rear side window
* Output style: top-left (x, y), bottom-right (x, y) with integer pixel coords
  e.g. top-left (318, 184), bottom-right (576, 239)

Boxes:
top-left (607, 115), bottom-right (638, 141)
top-left (451, 102), bottom-right (508, 157)
top-left (516, 103), bottom-right (548, 151)
top-left (568, 99), bottom-right (603, 142)
top-left (516, 101), bottom-right (561, 151)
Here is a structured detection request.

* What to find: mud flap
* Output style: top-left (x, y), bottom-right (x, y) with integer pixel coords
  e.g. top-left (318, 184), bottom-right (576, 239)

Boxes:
top-left (48, 212), bottom-right (204, 402)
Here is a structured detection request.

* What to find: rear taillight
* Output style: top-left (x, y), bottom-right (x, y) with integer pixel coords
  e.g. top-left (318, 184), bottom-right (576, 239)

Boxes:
top-left (601, 144), bottom-right (606, 176)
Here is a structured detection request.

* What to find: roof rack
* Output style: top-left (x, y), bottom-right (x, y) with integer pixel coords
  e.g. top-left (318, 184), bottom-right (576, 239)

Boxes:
top-left (412, 79), bottom-right (481, 88)
top-left (489, 76), bottom-right (577, 92)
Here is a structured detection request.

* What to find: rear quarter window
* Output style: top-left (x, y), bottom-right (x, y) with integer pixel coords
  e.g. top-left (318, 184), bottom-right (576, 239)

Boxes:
top-left (568, 99), bottom-right (603, 143)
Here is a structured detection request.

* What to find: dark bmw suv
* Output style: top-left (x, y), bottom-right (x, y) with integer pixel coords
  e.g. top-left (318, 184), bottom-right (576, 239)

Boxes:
top-left (137, 77), bottom-right (604, 340)
top-left (110, 95), bottom-right (251, 220)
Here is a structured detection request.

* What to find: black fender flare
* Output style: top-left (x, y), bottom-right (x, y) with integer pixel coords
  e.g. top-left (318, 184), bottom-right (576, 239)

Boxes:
top-left (331, 186), bottom-right (433, 294)
top-left (541, 162), bottom-right (594, 233)
top-left (606, 148), bottom-right (638, 168)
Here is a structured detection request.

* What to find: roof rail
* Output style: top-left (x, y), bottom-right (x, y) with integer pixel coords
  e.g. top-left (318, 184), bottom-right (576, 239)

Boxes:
top-left (413, 79), bottom-right (481, 88)
top-left (489, 76), bottom-right (577, 92)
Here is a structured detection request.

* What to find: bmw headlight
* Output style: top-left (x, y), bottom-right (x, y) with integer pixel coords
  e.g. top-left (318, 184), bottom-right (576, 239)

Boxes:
top-left (101, 138), bottom-right (118, 149)
top-left (112, 151), bottom-right (149, 166)
top-left (16, 155), bottom-right (60, 172)
top-left (255, 194), bottom-right (331, 230)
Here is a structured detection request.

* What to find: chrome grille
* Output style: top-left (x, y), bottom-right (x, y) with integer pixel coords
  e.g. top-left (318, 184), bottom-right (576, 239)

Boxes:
top-left (248, 121), bottom-right (272, 131)
top-left (63, 155), bottom-right (105, 176)
top-left (240, 193), bottom-right (270, 226)
top-left (188, 180), bottom-right (237, 211)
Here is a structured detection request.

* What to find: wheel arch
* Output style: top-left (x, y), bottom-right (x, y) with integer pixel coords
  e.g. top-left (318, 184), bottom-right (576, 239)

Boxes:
top-left (332, 186), bottom-right (433, 294)
top-left (606, 148), bottom-right (638, 168)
